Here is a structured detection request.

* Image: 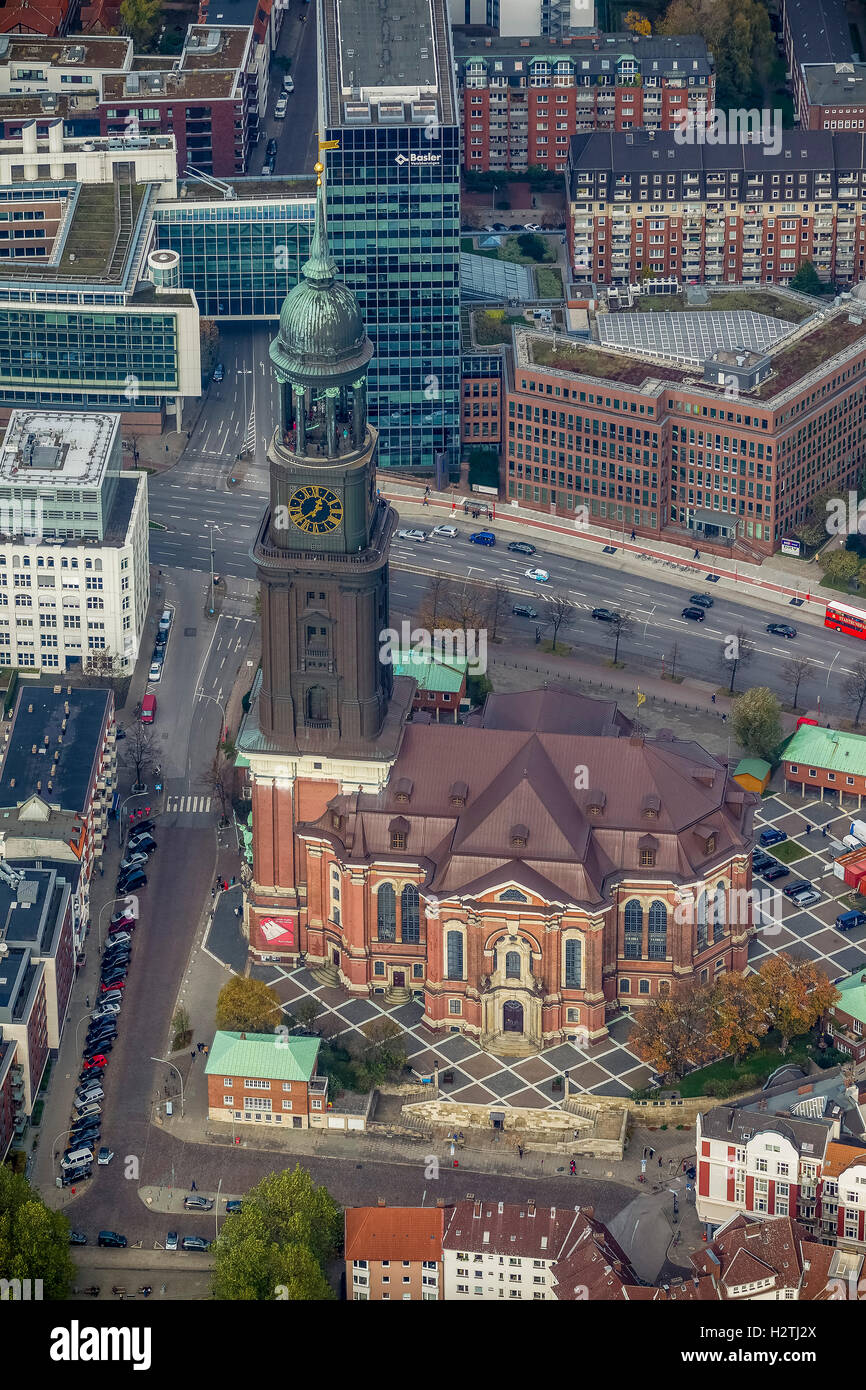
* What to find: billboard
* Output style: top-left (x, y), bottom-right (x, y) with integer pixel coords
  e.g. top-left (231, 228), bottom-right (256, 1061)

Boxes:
top-left (255, 916), bottom-right (295, 950)
top-left (781, 538), bottom-right (801, 557)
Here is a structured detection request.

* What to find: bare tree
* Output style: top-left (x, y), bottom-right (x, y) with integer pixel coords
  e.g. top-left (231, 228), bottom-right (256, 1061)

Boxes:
top-left (781, 653), bottom-right (813, 711)
top-left (202, 746), bottom-right (235, 824)
top-left (845, 659), bottom-right (866, 727)
top-left (609, 611), bottom-right (634, 664)
top-left (485, 581), bottom-right (511, 642)
top-left (545, 592), bottom-right (573, 653)
top-left (666, 640), bottom-right (681, 680)
top-left (417, 573), bottom-right (449, 630)
top-left (120, 705), bottom-right (162, 789)
top-left (441, 579), bottom-right (489, 634)
top-left (719, 627), bottom-right (756, 695)
top-left (83, 648), bottom-right (123, 691)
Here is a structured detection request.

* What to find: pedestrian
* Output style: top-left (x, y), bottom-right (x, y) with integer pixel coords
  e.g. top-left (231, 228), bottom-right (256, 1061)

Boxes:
top-left (197, 1042), bottom-right (204, 1054)
top-left (805, 823), bottom-right (812, 835)
top-left (191, 1179), bottom-right (197, 1192)
top-left (693, 548), bottom-right (700, 559)
top-left (722, 712), bottom-right (727, 723)
top-left (711, 693), bottom-right (716, 704)
top-left (658, 1156), bottom-right (663, 1168)
top-left (190, 1051), bottom-right (196, 1063)
top-left (630, 529), bottom-right (636, 541)
top-left (223, 879), bottom-right (228, 892)
top-left (85, 996), bottom-right (90, 1009)
top-left (570, 1159), bottom-right (576, 1176)
top-left (822, 826), bottom-right (828, 838)
top-left (643, 1147), bottom-right (647, 1159)
top-left (648, 1147), bottom-right (654, 1159)
top-left (230, 875), bottom-right (236, 887)
top-left (204, 1045), bottom-right (209, 1057)
top-left (517, 1144), bottom-right (524, 1160)
top-left (235, 905), bottom-right (242, 918)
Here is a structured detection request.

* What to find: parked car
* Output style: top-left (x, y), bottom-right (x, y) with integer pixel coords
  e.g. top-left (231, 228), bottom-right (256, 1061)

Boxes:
top-left (469, 531), bottom-right (496, 546)
top-left (102, 955), bottom-right (130, 975)
top-left (100, 972), bottom-right (127, 991)
top-left (783, 880), bottom-right (814, 899)
top-left (762, 863), bottom-right (790, 881)
top-left (274, 96), bottom-right (288, 119)
top-left (69, 1231), bottom-right (88, 1245)
top-left (61, 1147), bottom-right (94, 1171)
top-left (62, 1165), bottom-right (93, 1187)
top-left (81, 1053), bottom-right (108, 1070)
top-left (266, 137), bottom-right (277, 159)
top-left (181, 1236), bottom-right (210, 1252)
top-left (759, 827), bottom-right (788, 847)
top-left (225, 1200), bottom-right (243, 1214)
top-left (524, 567), bottom-right (550, 583)
top-left (118, 852), bottom-right (148, 875)
top-left (129, 818), bottom-right (156, 835)
top-left (212, 363), bottom-right (224, 383)
top-left (105, 932), bottom-right (132, 951)
top-left (154, 630), bottom-right (167, 650)
top-left (689, 594), bottom-right (714, 608)
top-left (792, 888), bottom-right (822, 907)
top-left (681, 606), bottom-right (706, 622)
top-left (116, 870), bottom-right (147, 893)
top-left (97, 1231), bottom-right (127, 1249)
top-left (158, 611), bottom-right (172, 634)
top-left (507, 541), bottom-right (536, 555)
top-left (431, 525), bottom-right (458, 539)
top-left (68, 1132), bottom-right (99, 1152)
top-left (592, 608), bottom-right (620, 623)
top-left (166, 1230), bottom-right (179, 1251)
top-left (767, 623), bottom-right (797, 639)
top-left (836, 910), bottom-right (866, 931)
top-left (97, 1147), bottom-right (114, 1166)
top-left (74, 1086), bottom-right (105, 1107)
top-left (512, 605), bottom-right (538, 619)
top-left (148, 660), bottom-right (162, 683)
top-left (396, 528), bottom-right (426, 542)
top-left (183, 1195), bottom-right (214, 1211)
top-left (83, 1039), bottom-right (113, 1056)
top-left (127, 834), bottom-right (156, 855)
top-left (282, 75), bottom-right (295, 93)
top-left (78, 1068), bottom-right (105, 1086)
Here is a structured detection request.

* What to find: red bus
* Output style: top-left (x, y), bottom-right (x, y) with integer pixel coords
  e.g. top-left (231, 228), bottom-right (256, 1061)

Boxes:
top-left (825, 600), bottom-right (866, 639)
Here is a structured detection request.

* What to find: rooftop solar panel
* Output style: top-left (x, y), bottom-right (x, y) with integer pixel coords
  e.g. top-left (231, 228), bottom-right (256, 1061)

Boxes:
top-left (597, 311), bottom-right (794, 366)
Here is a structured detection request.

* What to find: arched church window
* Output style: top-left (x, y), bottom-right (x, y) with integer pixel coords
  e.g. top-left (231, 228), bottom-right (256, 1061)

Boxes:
top-left (505, 951), bottom-right (521, 979)
top-left (305, 685), bottom-right (328, 724)
top-left (401, 884), bottom-right (420, 944)
top-left (377, 883), bottom-right (396, 942)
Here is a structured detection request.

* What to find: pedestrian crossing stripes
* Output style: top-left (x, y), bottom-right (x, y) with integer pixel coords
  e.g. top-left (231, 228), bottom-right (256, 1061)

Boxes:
top-left (166, 795), bottom-right (212, 815)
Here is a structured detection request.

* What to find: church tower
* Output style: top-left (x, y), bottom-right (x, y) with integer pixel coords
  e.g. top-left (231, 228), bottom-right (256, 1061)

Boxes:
top-left (253, 165), bottom-right (408, 756)
top-left (239, 166), bottom-right (413, 945)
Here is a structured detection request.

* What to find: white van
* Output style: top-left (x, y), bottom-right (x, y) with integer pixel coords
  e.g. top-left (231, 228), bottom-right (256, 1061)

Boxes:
top-left (61, 1146), bottom-right (94, 1170)
top-left (158, 608), bottom-right (172, 634)
top-left (74, 1086), bottom-right (104, 1107)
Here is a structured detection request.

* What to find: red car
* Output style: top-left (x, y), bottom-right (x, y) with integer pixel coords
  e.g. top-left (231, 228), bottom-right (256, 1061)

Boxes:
top-left (109, 915), bottom-right (135, 933)
top-left (100, 979), bottom-right (126, 993)
top-left (82, 1054), bottom-right (108, 1070)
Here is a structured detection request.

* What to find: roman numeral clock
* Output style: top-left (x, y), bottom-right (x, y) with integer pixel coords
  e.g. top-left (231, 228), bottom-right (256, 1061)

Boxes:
top-left (287, 484), bottom-right (344, 535)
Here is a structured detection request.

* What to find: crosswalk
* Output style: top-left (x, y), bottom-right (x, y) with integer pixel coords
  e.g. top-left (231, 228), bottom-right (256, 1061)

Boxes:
top-left (165, 794), bottom-right (212, 815)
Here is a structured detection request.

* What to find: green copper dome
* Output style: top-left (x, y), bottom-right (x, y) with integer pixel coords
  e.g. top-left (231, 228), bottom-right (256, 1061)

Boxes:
top-left (270, 183), bottom-right (372, 389)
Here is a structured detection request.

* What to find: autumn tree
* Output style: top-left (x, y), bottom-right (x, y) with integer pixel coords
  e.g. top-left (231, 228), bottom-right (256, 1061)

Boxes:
top-left (211, 1165), bottom-right (341, 1300)
top-left (731, 686), bottom-right (782, 759)
top-left (794, 485), bottom-right (836, 550)
top-left (215, 975), bottom-right (283, 1034)
top-left (202, 746), bottom-right (235, 824)
top-left (719, 627), bottom-right (755, 694)
top-left (624, 10), bottom-right (652, 35)
top-left (630, 979), bottom-right (715, 1081)
top-left (119, 0), bottom-right (161, 50)
top-left (781, 653), bottom-right (813, 711)
top-left (485, 580), bottom-right (512, 642)
top-left (658, 0), bottom-right (775, 108)
top-left (753, 954), bottom-right (839, 1054)
top-left (706, 972), bottom-right (767, 1063)
top-left (546, 592), bottom-right (574, 652)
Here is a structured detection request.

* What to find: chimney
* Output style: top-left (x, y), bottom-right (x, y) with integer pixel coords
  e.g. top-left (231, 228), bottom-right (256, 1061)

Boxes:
top-left (377, 1197), bottom-right (386, 1207)
top-left (527, 1199), bottom-right (536, 1217)
top-left (240, 1032), bottom-right (246, 1040)
top-left (31, 745), bottom-right (37, 755)
top-left (44, 735), bottom-right (49, 746)
top-left (64, 701), bottom-right (69, 716)
top-left (27, 704), bottom-right (33, 714)
top-left (436, 1197), bottom-right (445, 1207)
top-left (36, 780), bottom-right (41, 793)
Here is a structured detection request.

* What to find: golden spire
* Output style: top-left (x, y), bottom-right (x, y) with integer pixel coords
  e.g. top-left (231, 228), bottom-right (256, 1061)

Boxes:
top-left (314, 160), bottom-right (324, 187)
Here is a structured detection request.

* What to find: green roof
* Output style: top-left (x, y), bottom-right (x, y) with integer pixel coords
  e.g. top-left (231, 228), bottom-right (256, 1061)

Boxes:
top-left (205, 1031), bottom-right (320, 1083)
top-left (783, 725), bottom-right (866, 778)
top-left (734, 758), bottom-right (771, 779)
top-left (393, 650), bottom-right (468, 694)
top-left (835, 972), bottom-right (866, 1028)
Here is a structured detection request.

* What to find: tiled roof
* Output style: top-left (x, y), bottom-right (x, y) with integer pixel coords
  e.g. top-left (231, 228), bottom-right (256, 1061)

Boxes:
top-left (783, 724), bottom-right (866, 778)
top-left (550, 1210), bottom-right (636, 1300)
top-left (205, 1031), bottom-right (320, 1083)
top-left (344, 1206), bottom-right (443, 1262)
top-left (698, 1107), bottom-right (832, 1157)
top-left (822, 1140), bottom-right (866, 1178)
top-left (690, 1214), bottom-right (809, 1296)
top-left (443, 1199), bottom-right (579, 1259)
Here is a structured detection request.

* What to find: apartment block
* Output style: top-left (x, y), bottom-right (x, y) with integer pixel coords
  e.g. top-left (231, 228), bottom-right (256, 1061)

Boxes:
top-left (345, 1205), bottom-right (443, 1300)
top-left (780, 0), bottom-right (856, 127)
top-left (0, 411), bottom-right (149, 674)
top-left (567, 130), bottom-right (866, 288)
top-left (0, 1030), bottom-right (17, 1160)
top-left (499, 289), bottom-right (866, 557)
top-left (801, 63), bottom-right (866, 132)
top-left (457, 32), bottom-right (714, 173)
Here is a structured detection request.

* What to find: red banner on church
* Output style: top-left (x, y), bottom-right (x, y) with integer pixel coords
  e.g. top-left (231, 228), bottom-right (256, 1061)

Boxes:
top-left (256, 915), bottom-right (296, 949)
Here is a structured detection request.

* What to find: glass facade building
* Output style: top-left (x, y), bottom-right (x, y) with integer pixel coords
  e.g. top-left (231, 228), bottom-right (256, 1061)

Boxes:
top-left (152, 191), bottom-right (316, 320)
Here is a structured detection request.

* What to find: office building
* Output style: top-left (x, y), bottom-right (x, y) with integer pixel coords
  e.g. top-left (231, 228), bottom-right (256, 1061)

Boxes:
top-left (449, 0), bottom-right (596, 37)
top-left (0, 409), bottom-right (149, 673)
top-left (317, 0), bottom-right (461, 473)
top-left (0, 125), bottom-right (201, 428)
top-left (498, 288), bottom-right (866, 556)
top-left (153, 176), bottom-right (316, 320)
top-left (457, 32), bottom-right (714, 172)
top-left (567, 130), bottom-right (866, 286)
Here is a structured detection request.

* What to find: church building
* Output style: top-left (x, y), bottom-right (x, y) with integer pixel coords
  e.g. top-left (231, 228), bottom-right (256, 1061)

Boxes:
top-left (237, 169), bottom-right (758, 1054)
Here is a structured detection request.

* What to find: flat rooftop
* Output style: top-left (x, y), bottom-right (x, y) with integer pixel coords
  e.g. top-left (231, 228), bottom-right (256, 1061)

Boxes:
top-left (0, 684), bottom-right (110, 814)
top-left (169, 175), bottom-right (317, 204)
top-left (0, 868), bottom-right (56, 949)
top-left (321, 0), bottom-right (456, 126)
top-left (0, 181), bottom-right (149, 285)
top-left (181, 25), bottom-right (250, 72)
top-left (802, 61), bottom-right (866, 106)
top-left (0, 410), bottom-right (120, 488)
top-left (102, 69), bottom-right (239, 101)
top-left (0, 34), bottom-right (132, 68)
top-left (452, 30), bottom-right (712, 75)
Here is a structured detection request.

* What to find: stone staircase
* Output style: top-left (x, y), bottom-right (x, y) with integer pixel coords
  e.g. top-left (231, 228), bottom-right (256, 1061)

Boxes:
top-left (311, 961), bottom-right (340, 988)
top-left (480, 1032), bottom-right (539, 1058)
top-left (384, 983), bottom-right (412, 1006)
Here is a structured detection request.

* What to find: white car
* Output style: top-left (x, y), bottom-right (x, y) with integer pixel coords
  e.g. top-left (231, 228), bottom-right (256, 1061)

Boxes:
top-left (431, 525), bottom-right (458, 539)
top-left (97, 1147), bottom-right (115, 1166)
top-left (148, 661), bottom-right (162, 683)
top-left (274, 97), bottom-right (288, 119)
top-left (523, 222), bottom-right (541, 232)
top-left (396, 529), bottom-right (426, 542)
top-left (282, 75), bottom-right (295, 93)
top-left (525, 567), bottom-right (550, 583)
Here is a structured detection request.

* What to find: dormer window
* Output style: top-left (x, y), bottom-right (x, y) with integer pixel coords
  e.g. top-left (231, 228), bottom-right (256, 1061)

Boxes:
top-left (450, 780), bottom-right (468, 808)
top-left (393, 777), bottom-right (413, 804)
top-left (641, 794), bottom-right (660, 820)
top-left (585, 789), bottom-right (606, 816)
top-left (694, 822), bottom-right (717, 855)
top-left (331, 812), bottom-right (342, 831)
top-left (510, 823), bottom-right (529, 850)
top-left (389, 816), bottom-right (409, 851)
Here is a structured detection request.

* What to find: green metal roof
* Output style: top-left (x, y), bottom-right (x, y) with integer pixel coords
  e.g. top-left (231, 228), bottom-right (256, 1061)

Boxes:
top-left (783, 725), bottom-right (866, 778)
top-left (393, 650), bottom-right (468, 694)
top-left (205, 1031), bottom-right (320, 1083)
top-left (835, 972), bottom-right (866, 1028)
top-left (734, 758), bottom-right (771, 779)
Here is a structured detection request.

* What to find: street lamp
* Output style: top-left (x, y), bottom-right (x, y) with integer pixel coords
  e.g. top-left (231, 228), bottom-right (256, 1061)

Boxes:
top-left (151, 1056), bottom-right (185, 1118)
top-left (52, 1127), bottom-right (76, 1171)
top-left (97, 896), bottom-right (129, 952)
top-left (118, 791), bottom-right (151, 847)
top-left (206, 523), bottom-right (222, 616)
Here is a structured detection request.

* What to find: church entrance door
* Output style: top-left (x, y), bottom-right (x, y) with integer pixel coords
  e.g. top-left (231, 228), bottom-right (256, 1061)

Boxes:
top-left (503, 1000), bottom-right (524, 1033)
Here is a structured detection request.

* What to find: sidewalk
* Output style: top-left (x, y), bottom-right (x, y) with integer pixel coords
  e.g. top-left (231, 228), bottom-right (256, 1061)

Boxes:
top-left (387, 479), bottom-right (825, 622)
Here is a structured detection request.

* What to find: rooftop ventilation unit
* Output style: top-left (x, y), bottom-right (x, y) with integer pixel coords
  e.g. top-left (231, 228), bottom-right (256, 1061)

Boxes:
top-left (343, 102), bottom-right (371, 123)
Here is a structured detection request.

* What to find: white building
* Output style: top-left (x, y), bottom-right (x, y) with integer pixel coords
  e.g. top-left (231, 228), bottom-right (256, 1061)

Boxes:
top-left (0, 410), bottom-right (149, 675)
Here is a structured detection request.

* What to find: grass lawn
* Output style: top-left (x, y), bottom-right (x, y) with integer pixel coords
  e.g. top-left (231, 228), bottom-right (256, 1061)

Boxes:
top-left (500, 234), bottom-right (557, 266)
top-left (535, 265), bottom-right (563, 298)
top-left (838, 891), bottom-right (866, 911)
top-left (706, 290), bottom-right (814, 324)
top-left (768, 839), bottom-right (807, 862)
top-left (472, 310), bottom-right (525, 345)
top-left (675, 1031), bottom-right (843, 1098)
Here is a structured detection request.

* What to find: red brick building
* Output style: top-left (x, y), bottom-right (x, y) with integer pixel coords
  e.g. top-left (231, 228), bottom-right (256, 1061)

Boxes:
top-left (205, 1031), bottom-right (327, 1130)
top-left (345, 1205), bottom-right (443, 1300)
top-left (500, 299), bottom-right (866, 557)
top-left (825, 972), bottom-right (866, 1066)
top-left (457, 33), bottom-right (714, 174)
top-left (0, 1033), bottom-right (19, 1161)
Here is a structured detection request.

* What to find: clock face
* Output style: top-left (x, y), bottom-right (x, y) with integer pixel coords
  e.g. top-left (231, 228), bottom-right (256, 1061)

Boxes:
top-left (287, 485), bottom-right (344, 534)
